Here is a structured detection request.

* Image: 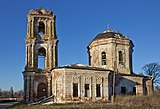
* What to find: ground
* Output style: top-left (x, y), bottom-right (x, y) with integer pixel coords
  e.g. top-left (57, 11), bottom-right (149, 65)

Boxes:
top-left (0, 102), bottom-right (18, 109)
top-left (9, 93), bottom-right (160, 109)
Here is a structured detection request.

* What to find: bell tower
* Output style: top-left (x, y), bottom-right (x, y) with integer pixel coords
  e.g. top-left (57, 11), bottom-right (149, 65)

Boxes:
top-left (23, 8), bottom-right (58, 103)
top-left (25, 8), bottom-right (58, 70)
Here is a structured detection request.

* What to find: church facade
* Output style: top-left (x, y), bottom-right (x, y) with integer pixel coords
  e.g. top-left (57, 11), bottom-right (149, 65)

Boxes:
top-left (23, 8), bottom-right (153, 103)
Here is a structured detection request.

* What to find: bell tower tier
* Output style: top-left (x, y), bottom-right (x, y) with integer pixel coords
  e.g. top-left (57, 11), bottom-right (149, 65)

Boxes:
top-left (23, 8), bottom-right (58, 103)
top-left (25, 8), bottom-right (58, 71)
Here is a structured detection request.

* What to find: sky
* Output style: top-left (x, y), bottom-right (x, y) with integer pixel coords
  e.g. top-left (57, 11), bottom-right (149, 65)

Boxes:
top-left (0, 0), bottom-right (160, 91)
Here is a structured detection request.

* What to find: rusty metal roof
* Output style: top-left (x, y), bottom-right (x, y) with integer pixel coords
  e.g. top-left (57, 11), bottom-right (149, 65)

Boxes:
top-left (92, 30), bottom-right (128, 42)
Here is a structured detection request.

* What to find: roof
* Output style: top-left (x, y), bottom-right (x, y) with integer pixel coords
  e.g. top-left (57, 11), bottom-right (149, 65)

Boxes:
top-left (116, 73), bottom-right (153, 78)
top-left (52, 64), bottom-right (152, 78)
top-left (92, 30), bottom-right (128, 42)
top-left (28, 8), bottom-right (53, 16)
top-left (53, 64), bottom-right (112, 72)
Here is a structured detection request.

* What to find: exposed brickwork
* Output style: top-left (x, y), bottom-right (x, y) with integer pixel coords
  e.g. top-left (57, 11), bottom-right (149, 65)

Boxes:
top-left (51, 67), bottom-right (153, 103)
top-left (88, 30), bottom-right (134, 74)
top-left (23, 8), bottom-right (153, 103)
top-left (23, 8), bottom-right (58, 103)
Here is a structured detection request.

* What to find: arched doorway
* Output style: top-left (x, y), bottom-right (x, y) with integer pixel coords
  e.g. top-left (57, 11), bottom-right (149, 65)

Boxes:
top-left (37, 83), bottom-right (47, 100)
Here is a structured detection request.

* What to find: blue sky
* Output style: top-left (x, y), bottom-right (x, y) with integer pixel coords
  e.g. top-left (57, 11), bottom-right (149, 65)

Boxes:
top-left (0, 0), bottom-right (160, 91)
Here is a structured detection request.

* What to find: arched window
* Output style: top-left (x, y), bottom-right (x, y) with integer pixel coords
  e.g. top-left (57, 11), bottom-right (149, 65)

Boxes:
top-left (119, 51), bottom-right (123, 64)
top-left (101, 52), bottom-right (106, 65)
top-left (38, 21), bottom-right (45, 35)
top-left (38, 47), bottom-right (46, 69)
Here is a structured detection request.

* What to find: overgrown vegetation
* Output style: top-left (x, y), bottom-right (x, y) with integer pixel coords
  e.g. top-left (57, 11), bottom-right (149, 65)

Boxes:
top-left (9, 93), bottom-right (160, 109)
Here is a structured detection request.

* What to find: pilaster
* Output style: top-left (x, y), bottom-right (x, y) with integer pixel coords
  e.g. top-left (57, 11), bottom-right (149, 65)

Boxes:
top-left (80, 76), bottom-right (84, 101)
top-left (103, 77), bottom-right (108, 100)
top-left (91, 77), bottom-right (96, 101)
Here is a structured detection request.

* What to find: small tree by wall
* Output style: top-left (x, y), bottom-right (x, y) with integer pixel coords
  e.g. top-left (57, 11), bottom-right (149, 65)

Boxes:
top-left (142, 62), bottom-right (160, 91)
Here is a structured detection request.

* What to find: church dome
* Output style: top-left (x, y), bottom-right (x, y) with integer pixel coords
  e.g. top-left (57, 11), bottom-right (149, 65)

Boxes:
top-left (92, 30), bottom-right (128, 42)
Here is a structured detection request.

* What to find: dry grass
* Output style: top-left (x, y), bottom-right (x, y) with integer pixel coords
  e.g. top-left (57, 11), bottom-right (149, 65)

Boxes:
top-left (114, 93), bottom-right (160, 109)
top-left (9, 93), bottom-right (160, 109)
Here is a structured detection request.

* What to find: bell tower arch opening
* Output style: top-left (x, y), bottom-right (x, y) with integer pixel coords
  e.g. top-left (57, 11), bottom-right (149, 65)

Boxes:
top-left (38, 21), bottom-right (45, 35)
top-left (38, 47), bottom-right (46, 69)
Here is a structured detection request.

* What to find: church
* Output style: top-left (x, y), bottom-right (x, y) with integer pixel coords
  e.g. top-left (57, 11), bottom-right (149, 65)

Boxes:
top-left (22, 8), bottom-right (153, 103)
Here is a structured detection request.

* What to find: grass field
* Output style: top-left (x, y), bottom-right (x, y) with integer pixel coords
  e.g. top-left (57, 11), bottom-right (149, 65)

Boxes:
top-left (9, 93), bottom-right (160, 109)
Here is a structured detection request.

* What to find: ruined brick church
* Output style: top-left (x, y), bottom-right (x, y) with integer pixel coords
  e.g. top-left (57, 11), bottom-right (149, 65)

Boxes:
top-left (23, 8), bottom-right (153, 103)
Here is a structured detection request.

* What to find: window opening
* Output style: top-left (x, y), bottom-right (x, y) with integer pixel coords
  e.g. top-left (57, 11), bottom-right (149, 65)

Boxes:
top-left (133, 87), bottom-right (136, 95)
top-left (119, 51), bottom-right (123, 64)
top-left (96, 84), bottom-right (101, 97)
top-left (73, 83), bottom-right (78, 97)
top-left (101, 52), bottom-right (106, 65)
top-left (121, 86), bottom-right (126, 94)
top-left (85, 84), bottom-right (90, 97)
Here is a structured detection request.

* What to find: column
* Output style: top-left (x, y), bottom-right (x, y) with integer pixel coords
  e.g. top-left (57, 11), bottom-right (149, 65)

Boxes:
top-left (52, 21), bottom-right (55, 38)
top-left (31, 19), bottom-right (34, 38)
top-left (45, 20), bottom-right (47, 35)
top-left (50, 21), bottom-right (52, 37)
top-left (30, 76), bottom-right (34, 102)
top-left (23, 75), bottom-right (26, 101)
top-left (26, 76), bottom-right (30, 102)
top-left (28, 44), bottom-right (32, 67)
top-left (47, 41), bottom-right (52, 69)
top-left (101, 77), bottom-right (104, 99)
top-left (49, 44), bottom-right (53, 69)
top-left (52, 44), bottom-right (55, 67)
top-left (31, 43), bottom-right (35, 67)
top-left (28, 20), bottom-right (31, 36)
top-left (30, 20), bottom-right (32, 36)
top-left (45, 47), bottom-right (48, 69)
top-left (26, 45), bottom-right (28, 66)
top-left (27, 45), bottom-right (30, 67)
top-left (47, 77), bottom-right (51, 97)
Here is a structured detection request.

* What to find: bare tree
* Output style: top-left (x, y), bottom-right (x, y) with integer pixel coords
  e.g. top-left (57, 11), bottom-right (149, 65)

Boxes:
top-left (9, 87), bottom-right (14, 98)
top-left (0, 88), bottom-right (2, 97)
top-left (142, 62), bottom-right (160, 89)
top-left (14, 89), bottom-right (23, 98)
